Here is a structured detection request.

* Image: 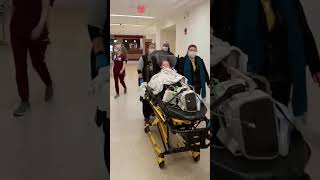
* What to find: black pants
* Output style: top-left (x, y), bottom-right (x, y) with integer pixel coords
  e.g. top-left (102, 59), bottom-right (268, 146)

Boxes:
top-left (142, 99), bottom-right (153, 120)
top-left (10, 27), bottom-right (52, 102)
top-left (91, 50), bottom-right (109, 172)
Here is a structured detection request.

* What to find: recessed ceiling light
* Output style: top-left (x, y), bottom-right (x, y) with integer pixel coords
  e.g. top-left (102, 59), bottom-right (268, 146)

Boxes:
top-left (111, 14), bottom-right (155, 19)
top-left (111, 23), bottom-right (144, 27)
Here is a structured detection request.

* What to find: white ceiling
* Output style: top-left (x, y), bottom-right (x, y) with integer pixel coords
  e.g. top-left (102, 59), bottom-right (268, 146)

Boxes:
top-left (110, 0), bottom-right (203, 35)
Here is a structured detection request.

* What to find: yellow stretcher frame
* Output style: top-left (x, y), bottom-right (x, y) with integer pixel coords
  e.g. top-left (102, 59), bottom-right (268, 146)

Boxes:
top-left (144, 97), bottom-right (209, 169)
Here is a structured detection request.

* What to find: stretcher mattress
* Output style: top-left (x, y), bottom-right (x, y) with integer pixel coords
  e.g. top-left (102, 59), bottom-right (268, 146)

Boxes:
top-left (158, 101), bottom-right (207, 121)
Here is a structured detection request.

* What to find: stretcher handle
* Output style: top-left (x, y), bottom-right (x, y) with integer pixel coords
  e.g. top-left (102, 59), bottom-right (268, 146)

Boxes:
top-left (211, 83), bottom-right (246, 110)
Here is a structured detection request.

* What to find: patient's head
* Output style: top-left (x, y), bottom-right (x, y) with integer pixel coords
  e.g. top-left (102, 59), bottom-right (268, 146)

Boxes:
top-left (160, 58), bottom-right (171, 69)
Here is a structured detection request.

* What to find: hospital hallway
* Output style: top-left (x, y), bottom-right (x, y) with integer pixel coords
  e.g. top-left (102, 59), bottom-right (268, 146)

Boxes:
top-left (0, 2), bottom-right (108, 180)
top-left (110, 63), bottom-right (210, 180)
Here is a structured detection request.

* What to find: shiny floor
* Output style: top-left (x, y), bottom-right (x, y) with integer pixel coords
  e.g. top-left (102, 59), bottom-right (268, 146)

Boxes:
top-left (0, 9), bottom-right (108, 180)
top-left (110, 64), bottom-right (210, 180)
top-left (110, 63), bottom-right (320, 180)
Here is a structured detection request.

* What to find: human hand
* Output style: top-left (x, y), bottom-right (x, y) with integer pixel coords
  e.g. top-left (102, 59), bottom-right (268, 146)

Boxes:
top-left (139, 78), bottom-right (144, 86)
top-left (92, 37), bottom-right (105, 54)
top-left (312, 72), bottom-right (320, 87)
top-left (30, 25), bottom-right (43, 40)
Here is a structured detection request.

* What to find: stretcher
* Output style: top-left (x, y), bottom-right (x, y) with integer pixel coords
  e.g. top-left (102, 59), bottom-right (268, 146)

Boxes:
top-left (143, 85), bottom-right (210, 168)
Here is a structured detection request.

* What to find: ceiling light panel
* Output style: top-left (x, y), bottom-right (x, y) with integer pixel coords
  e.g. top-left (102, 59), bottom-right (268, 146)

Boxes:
top-left (110, 14), bottom-right (155, 19)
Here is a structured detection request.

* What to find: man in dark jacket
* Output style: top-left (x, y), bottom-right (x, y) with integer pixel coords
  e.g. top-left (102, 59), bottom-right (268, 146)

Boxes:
top-left (212, 0), bottom-right (320, 119)
top-left (137, 44), bottom-right (156, 121)
top-left (88, 0), bottom-right (109, 173)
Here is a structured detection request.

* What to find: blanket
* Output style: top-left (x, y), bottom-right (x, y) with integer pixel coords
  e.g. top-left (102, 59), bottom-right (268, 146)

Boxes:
top-left (140, 68), bottom-right (186, 97)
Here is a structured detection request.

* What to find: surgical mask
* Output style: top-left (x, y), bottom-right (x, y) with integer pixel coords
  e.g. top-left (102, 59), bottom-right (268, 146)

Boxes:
top-left (188, 51), bottom-right (197, 58)
top-left (162, 47), bottom-right (169, 51)
top-left (148, 48), bottom-right (155, 54)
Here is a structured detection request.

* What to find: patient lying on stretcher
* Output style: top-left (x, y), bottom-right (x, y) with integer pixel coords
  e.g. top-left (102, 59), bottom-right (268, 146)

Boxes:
top-left (140, 58), bottom-right (203, 113)
top-left (140, 59), bottom-right (186, 96)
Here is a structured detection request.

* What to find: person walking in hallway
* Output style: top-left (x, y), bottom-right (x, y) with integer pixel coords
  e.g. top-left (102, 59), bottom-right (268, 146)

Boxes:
top-left (88, 0), bottom-right (109, 173)
top-left (137, 43), bottom-right (156, 121)
top-left (177, 45), bottom-right (210, 99)
top-left (10, 0), bottom-right (53, 117)
top-left (161, 41), bottom-right (174, 55)
top-left (113, 42), bottom-right (127, 99)
top-left (212, 0), bottom-right (320, 123)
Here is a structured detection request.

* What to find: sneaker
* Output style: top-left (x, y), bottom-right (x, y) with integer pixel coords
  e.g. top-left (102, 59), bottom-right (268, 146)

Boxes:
top-left (124, 88), bottom-right (127, 94)
top-left (114, 94), bottom-right (120, 99)
top-left (13, 102), bottom-right (30, 117)
top-left (45, 85), bottom-right (54, 102)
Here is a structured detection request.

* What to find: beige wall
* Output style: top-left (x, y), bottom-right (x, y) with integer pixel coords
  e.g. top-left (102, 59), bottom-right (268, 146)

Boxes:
top-left (160, 26), bottom-right (176, 54)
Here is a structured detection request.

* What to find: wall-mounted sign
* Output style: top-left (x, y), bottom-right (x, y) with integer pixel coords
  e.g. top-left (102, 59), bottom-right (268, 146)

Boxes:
top-left (138, 5), bottom-right (145, 14)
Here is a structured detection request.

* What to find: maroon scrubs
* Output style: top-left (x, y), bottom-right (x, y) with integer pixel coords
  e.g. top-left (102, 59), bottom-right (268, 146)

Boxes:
top-left (10, 0), bottom-right (52, 102)
top-left (113, 54), bottom-right (127, 94)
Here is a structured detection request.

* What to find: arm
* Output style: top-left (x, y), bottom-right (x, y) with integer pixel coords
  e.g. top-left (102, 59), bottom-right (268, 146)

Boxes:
top-left (296, 1), bottom-right (320, 85)
top-left (137, 56), bottom-right (144, 78)
top-left (38, 0), bottom-right (50, 30)
top-left (121, 54), bottom-right (126, 72)
top-left (200, 58), bottom-right (210, 84)
top-left (31, 0), bottom-right (50, 40)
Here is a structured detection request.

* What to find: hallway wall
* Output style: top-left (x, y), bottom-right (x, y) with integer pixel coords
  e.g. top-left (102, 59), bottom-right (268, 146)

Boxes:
top-left (160, 27), bottom-right (176, 54)
top-left (144, 0), bottom-right (210, 70)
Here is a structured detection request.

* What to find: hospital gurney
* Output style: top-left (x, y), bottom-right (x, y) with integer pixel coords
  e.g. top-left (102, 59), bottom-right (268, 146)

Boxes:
top-left (143, 82), bottom-right (210, 169)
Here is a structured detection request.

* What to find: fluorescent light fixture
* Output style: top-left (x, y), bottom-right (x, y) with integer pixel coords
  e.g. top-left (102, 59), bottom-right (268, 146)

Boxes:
top-left (111, 23), bottom-right (144, 27)
top-left (111, 14), bottom-right (155, 19)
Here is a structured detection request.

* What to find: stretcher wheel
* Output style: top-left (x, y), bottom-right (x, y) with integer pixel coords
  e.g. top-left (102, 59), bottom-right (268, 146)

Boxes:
top-left (158, 161), bottom-right (165, 169)
top-left (158, 154), bottom-right (165, 169)
top-left (192, 151), bottom-right (201, 162)
top-left (144, 124), bottom-right (150, 134)
top-left (193, 155), bottom-right (200, 162)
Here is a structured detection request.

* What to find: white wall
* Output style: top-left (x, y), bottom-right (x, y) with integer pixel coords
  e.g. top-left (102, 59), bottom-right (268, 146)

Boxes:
top-left (144, 0), bottom-right (210, 70)
top-left (160, 28), bottom-right (176, 54)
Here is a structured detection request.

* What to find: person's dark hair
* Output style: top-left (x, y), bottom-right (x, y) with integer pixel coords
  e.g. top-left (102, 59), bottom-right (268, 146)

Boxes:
top-left (160, 57), bottom-right (171, 67)
top-left (188, 44), bottom-right (197, 51)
